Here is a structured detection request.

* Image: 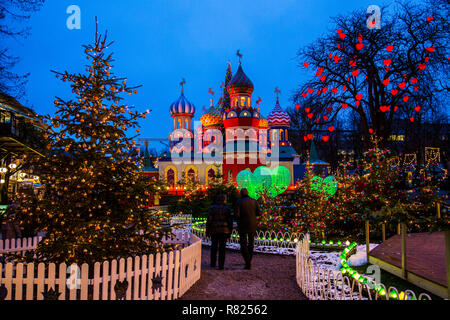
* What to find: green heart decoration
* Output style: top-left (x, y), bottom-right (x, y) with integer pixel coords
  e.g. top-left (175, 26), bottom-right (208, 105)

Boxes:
top-left (236, 166), bottom-right (291, 199)
top-left (310, 175), bottom-right (338, 195)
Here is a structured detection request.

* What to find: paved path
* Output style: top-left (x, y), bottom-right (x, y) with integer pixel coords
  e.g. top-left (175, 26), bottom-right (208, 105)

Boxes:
top-left (180, 246), bottom-right (307, 300)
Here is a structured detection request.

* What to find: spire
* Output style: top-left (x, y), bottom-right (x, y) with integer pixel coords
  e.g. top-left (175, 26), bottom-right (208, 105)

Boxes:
top-left (142, 142), bottom-right (153, 169)
top-left (309, 140), bottom-right (320, 164)
top-left (222, 62), bottom-right (233, 112)
top-left (236, 49), bottom-right (242, 64)
top-left (208, 88), bottom-right (214, 107)
top-left (180, 78), bottom-right (186, 93)
top-left (274, 87), bottom-right (281, 104)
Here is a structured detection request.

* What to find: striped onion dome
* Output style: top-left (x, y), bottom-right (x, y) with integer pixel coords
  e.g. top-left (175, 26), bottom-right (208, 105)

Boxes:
top-left (227, 63), bottom-right (254, 95)
top-left (259, 116), bottom-right (269, 128)
top-left (201, 103), bottom-right (223, 127)
top-left (267, 99), bottom-right (290, 127)
top-left (169, 91), bottom-right (195, 116)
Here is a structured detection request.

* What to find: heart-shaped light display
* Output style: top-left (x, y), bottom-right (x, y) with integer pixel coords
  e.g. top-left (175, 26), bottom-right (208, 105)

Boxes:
top-left (310, 175), bottom-right (338, 196)
top-left (235, 166), bottom-right (291, 199)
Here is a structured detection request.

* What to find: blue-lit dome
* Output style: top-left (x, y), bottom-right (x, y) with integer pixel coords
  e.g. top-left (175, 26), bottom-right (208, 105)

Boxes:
top-left (169, 92), bottom-right (195, 116)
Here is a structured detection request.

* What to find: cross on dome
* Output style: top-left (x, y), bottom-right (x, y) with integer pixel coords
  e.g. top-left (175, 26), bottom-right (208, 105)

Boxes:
top-left (208, 88), bottom-right (215, 106)
top-left (180, 78), bottom-right (186, 92)
top-left (236, 49), bottom-right (242, 63)
top-left (275, 87), bottom-right (281, 102)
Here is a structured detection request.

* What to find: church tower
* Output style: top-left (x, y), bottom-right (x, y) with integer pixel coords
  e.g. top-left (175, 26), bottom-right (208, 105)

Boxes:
top-left (168, 80), bottom-right (195, 154)
top-left (222, 55), bottom-right (265, 183)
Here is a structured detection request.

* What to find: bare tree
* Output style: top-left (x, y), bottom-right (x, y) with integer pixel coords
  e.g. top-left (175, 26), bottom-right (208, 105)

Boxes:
top-left (292, 1), bottom-right (449, 149)
top-left (0, 0), bottom-right (45, 96)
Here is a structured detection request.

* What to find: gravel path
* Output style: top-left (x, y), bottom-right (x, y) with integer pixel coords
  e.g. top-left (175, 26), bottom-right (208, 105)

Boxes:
top-left (180, 246), bottom-right (307, 300)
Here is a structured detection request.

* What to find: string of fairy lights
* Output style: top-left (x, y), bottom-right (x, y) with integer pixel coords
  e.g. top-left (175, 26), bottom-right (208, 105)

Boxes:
top-left (339, 242), bottom-right (424, 300)
top-left (190, 218), bottom-right (350, 248)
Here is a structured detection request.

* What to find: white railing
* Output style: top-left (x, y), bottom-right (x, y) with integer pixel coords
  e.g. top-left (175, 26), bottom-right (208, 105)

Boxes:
top-left (170, 214), bottom-right (193, 231)
top-left (193, 225), bottom-right (302, 248)
top-left (295, 233), bottom-right (433, 300)
top-left (191, 219), bottom-right (348, 251)
top-left (0, 231), bottom-right (201, 300)
top-left (0, 236), bottom-right (42, 256)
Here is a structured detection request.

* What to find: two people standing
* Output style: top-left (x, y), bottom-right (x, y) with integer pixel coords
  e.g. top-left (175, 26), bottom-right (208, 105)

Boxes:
top-left (206, 189), bottom-right (260, 270)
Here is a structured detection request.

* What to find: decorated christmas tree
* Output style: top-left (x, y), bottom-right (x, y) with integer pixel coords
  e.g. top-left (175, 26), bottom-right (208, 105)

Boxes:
top-left (9, 24), bottom-right (172, 265)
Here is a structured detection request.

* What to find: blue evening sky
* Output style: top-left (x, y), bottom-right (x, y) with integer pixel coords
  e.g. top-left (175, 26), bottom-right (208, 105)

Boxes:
top-left (6, 0), bottom-right (381, 151)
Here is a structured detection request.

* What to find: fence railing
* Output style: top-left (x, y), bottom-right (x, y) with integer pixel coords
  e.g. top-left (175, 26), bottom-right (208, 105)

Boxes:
top-left (191, 220), bottom-right (348, 251)
top-left (0, 236), bottom-right (42, 256)
top-left (0, 231), bottom-right (201, 300)
top-left (295, 233), bottom-right (433, 300)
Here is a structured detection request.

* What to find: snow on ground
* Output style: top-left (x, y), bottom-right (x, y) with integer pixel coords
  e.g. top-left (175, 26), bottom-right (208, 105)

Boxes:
top-left (201, 237), bottom-right (379, 273)
top-left (348, 244), bottom-right (379, 267)
top-left (309, 250), bottom-right (342, 270)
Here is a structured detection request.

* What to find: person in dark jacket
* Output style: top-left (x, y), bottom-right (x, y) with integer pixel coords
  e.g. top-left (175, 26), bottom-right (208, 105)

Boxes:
top-left (235, 188), bottom-right (260, 270)
top-left (1, 213), bottom-right (21, 240)
top-left (206, 194), bottom-right (233, 270)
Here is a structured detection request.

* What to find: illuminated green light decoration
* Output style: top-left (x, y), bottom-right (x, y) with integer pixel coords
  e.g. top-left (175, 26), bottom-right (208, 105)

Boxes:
top-left (268, 166), bottom-right (291, 197)
top-left (192, 220), bottom-right (348, 249)
top-left (236, 165), bottom-right (291, 199)
top-left (339, 242), bottom-right (415, 300)
top-left (310, 175), bottom-right (338, 195)
top-left (252, 166), bottom-right (273, 197)
top-left (235, 169), bottom-right (258, 199)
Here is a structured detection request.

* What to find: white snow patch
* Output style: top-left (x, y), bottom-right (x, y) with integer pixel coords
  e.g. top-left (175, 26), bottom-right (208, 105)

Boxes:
top-left (347, 244), bottom-right (379, 267)
top-left (309, 250), bottom-right (342, 270)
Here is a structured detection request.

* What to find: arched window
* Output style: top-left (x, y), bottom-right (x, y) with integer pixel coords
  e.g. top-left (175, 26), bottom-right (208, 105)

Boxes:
top-left (185, 119), bottom-right (189, 130)
top-left (207, 168), bottom-right (215, 184)
top-left (167, 169), bottom-right (175, 186)
top-left (187, 168), bottom-right (195, 183)
top-left (271, 130), bottom-right (278, 141)
top-left (280, 129), bottom-right (285, 141)
top-left (178, 119), bottom-right (182, 129)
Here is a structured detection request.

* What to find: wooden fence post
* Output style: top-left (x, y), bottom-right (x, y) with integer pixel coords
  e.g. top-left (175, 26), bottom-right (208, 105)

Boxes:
top-left (445, 230), bottom-right (450, 299)
top-left (365, 221), bottom-right (370, 263)
top-left (437, 202), bottom-right (441, 219)
top-left (401, 223), bottom-right (407, 279)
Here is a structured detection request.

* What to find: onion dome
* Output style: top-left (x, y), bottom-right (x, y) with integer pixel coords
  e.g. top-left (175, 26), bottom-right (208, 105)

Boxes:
top-left (267, 98), bottom-right (291, 127)
top-left (259, 116), bottom-right (269, 128)
top-left (169, 92), bottom-right (195, 116)
top-left (201, 103), bottom-right (223, 127)
top-left (227, 63), bottom-right (254, 95)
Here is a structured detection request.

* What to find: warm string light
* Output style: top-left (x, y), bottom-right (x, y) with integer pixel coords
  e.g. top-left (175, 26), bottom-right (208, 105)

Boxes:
top-left (8, 26), bottom-right (172, 265)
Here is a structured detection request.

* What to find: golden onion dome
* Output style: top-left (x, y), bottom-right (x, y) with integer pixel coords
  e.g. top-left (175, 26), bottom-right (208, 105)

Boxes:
top-left (201, 104), bottom-right (223, 127)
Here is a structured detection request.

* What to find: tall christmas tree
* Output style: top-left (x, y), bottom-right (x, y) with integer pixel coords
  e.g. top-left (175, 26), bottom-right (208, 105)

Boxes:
top-left (10, 24), bottom-right (172, 265)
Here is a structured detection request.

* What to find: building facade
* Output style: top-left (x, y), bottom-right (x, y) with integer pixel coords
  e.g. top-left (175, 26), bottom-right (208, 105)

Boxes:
top-left (157, 60), bottom-right (301, 187)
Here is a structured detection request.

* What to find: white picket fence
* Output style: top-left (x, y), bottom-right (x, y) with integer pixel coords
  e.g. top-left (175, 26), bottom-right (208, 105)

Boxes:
top-left (295, 233), bottom-right (433, 300)
top-left (0, 231), bottom-right (201, 300)
top-left (0, 237), bottom-right (42, 256)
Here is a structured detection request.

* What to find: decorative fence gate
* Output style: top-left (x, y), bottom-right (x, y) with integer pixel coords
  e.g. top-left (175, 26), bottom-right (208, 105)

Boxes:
top-left (0, 231), bottom-right (201, 300)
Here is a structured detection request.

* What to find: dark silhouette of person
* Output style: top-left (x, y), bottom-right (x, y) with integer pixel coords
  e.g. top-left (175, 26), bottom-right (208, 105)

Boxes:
top-left (235, 188), bottom-right (260, 269)
top-left (206, 194), bottom-right (233, 270)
